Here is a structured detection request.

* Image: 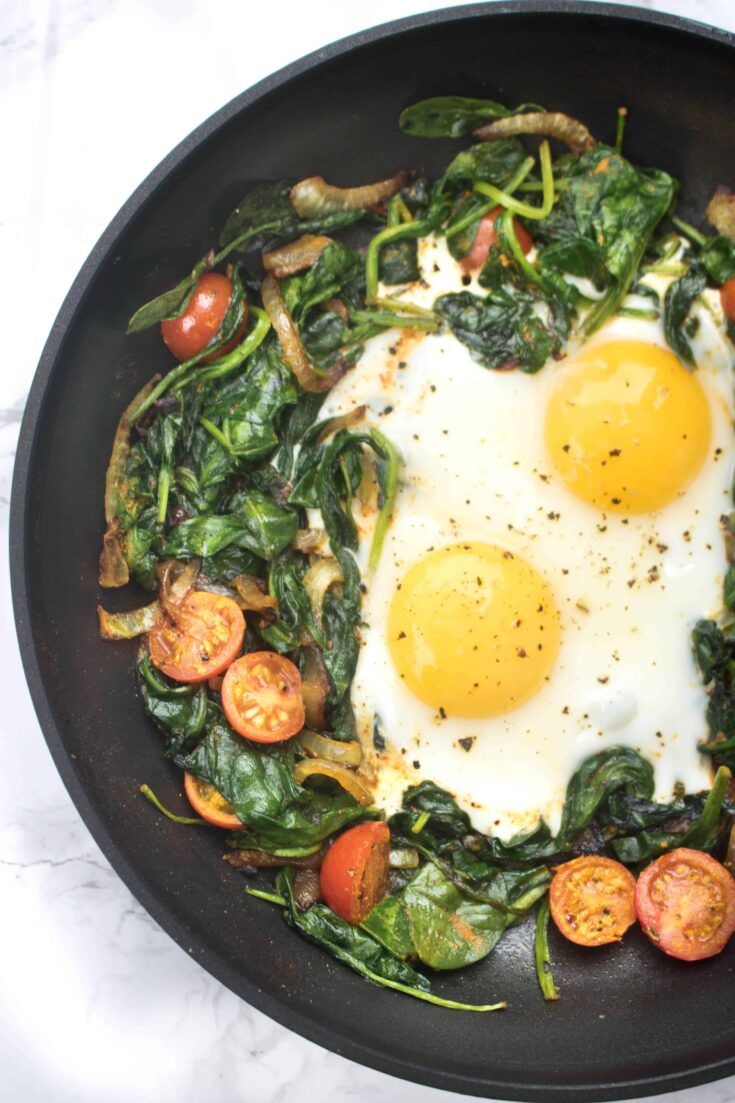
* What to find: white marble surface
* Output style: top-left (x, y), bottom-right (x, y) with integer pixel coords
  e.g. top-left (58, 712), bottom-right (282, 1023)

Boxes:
top-left (3, 1), bottom-right (735, 1100)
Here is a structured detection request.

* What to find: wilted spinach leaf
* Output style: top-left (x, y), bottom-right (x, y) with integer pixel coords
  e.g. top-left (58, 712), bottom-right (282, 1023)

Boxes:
top-left (399, 96), bottom-right (539, 138)
top-left (664, 265), bottom-right (707, 365)
top-left (435, 282), bottom-right (565, 373)
top-left (159, 491), bottom-right (297, 561)
top-left (556, 747), bottom-right (654, 848)
top-left (177, 708), bottom-right (372, 850)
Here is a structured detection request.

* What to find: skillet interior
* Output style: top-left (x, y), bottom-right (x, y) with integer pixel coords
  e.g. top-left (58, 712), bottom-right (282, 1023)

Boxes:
top-left (11, 4), bottom-right (735, 1099)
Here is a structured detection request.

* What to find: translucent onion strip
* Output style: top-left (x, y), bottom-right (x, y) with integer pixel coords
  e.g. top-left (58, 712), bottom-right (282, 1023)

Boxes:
top-left (293, 758), bottom-right (374, 805)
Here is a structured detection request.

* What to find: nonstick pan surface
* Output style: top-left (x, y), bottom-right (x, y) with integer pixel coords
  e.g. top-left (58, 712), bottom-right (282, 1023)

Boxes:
top-left (11, 4), bottom-right (735, 1099)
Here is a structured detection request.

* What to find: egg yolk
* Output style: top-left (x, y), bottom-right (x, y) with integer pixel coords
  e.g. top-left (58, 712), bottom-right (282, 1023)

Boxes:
top-left (387, 542), bottom-right (560, 718)
top-left (545, 340), bottom-right (711, 513)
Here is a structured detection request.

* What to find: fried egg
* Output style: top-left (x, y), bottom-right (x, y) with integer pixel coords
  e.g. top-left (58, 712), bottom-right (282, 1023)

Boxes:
top-left (317, 235), bottom-right (735, 838)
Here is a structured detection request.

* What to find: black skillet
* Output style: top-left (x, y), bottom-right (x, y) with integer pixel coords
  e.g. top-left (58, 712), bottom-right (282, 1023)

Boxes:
top-left (11, 3), bottom-right (735, 1098)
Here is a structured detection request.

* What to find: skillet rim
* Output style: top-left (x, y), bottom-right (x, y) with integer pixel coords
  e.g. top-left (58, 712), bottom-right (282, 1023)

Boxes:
top-left (10, 3), bottom-right (735, 1098)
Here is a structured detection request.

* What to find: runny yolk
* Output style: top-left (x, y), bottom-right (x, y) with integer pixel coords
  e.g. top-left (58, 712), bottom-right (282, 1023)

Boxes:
top-left (387, 542), bottom-right (560, 718)
top-left (545, 339), bottom-right (712, 513)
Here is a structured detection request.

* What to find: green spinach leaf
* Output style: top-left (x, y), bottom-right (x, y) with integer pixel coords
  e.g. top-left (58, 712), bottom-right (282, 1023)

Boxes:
top-left (399, 97), bottom-right (539, 138)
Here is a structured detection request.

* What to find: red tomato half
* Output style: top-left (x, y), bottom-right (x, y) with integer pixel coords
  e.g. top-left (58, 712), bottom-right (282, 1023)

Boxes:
top-left (320, 822), bottom-right (390, 925)
top-left (635, 848), bottom-right (735, 961)
top-left (461, 207), bottom-right (533, 272)
top-left (161, 272), bottom-right (246, 361)
top-left (184, 772), bottom-right (241, 830)
top-left (222, 651), bottom-right (305, 743)
top-left (549, 855), bottom-right (637, 947)
top-left (721, 278), bottom-right (735, 324)
top-left (149, 591), bottom-right (245, 683)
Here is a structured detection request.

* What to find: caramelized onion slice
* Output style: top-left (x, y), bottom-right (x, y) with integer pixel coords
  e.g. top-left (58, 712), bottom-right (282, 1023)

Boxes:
top-left (294, 528), bottom-right (327, 554)
top-left (232, 573), bottom-right (278, 613)
top-left (290, 171), bottom-right (409, 219)
top-left (315, 405), bottom-right (367, 443)
top-left (301, 646), bottom-right (330, 730)
top-left (99, 518), bottom-right (130, 589)
top-left (706, 188), bottom-right (735, 239)
top-left (99, 374), bottom-right (161, 587)
top-left (262, 234), bottom-right (332, 277)
top-left (157, 557), bottom-right (201, 609)
top-left (293, 758), bottom-right (374, 806)
top-left (261, 274), bottom-right (344, 393)
top-left (297, 728), bottom-right (363, 766)
top-left (98, 601), bottom-right (160, 640)
top-left (474, 111), bottom-right (596, 153)
top-left (303, 557), bottom-right (343, 628)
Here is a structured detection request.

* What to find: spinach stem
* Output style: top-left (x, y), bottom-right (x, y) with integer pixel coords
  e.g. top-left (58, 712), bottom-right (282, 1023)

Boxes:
top-left (365, 219), bottom-right (433, 303)
top-left (444, 156), bottom-right (535, 240)
top-left (350, 309), bottom-right (438, 333)
top-left (368, 428), bottom-right (400, 573)
top-left (199, 416), bottom-right (234, 453)
top-left (360, 971), bottom-right (506, 1012)
top-left (499, 210), bottom-right (543, 287)
top-left (474, 140), bottom-right (554, 221)
top-left (615, 106), bottom-right (628, 152)
top-left (534, 896), bottom-right (560, 1001)
top-left (139, 784), bottom-right (209, 825)
top-left (131, 308), bottom-right (270, 421)
top-left (156, 465), bottom-right (171, 524)
top-left (373, 297), bottom-right (435, 318)
top-left (670, 214), bottom-right (708, 247)
top-left (245, 887), bottom-right (288, 906)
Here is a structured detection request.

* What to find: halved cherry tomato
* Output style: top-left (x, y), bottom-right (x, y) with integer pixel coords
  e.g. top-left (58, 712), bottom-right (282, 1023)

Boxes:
top-left (161, 272), bottom-right (247, 362)
top-left (149, 591), bottom-right (245, 683)
top-left (222, 651), bottom-right (305, 743)
top-left (460, 206), bottom-right (533, 272)
top-left (184, 771), bottom-right (241, 830)
top-left (721, 277), bottom-right (735, 324)
top-left (635, 847), bottom-right (735, 961)
top-left (549, 855), bottom-right (636, 947)
top-left (320, 821), bottom-right (390, 925)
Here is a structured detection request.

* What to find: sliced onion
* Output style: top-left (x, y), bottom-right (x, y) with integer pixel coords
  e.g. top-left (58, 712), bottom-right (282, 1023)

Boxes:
top-left (303, 557), bottom-right (343, 627)
top-left (157, 558), bottom-right (200, 609)
top-left (474, 111), bottom-right (596, 153)
top-left (290, 171), bottom-right (409, 218)
top-left (98, 601), bottom-right (160, 640)
top-left (300, 646), bottom-right (330, 729)
top-left (262, 234), bottom-right (332, 277)
top-left (706, 188), bottom-right (735, 239)
top-left (297, 728), bottom-right (363, 766)
top-left (261, 274), bottom-right (344, 393)
top-left (315, 405), bottom-right (367, 444)
top-left (231, 573), bottom-right (278, 613)
top-left (99, 518), bottom-right (130, 588)
top-left (294, 528), bottom-right (327, 554)
top-left (99, 374), bottom-right (161, 588)
top-left (321, 296), bottom-right (350, 321)
top-left (293, 758), bottom-right (374, 806)
top-left (389, 847), bottom-right (420, 869)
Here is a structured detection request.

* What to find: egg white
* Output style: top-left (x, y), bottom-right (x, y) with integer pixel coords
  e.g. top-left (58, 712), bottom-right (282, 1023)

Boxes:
top-left (316, 236), bottom-right (735, 838)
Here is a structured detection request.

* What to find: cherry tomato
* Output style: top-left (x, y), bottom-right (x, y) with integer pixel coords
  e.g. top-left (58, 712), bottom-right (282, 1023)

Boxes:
top-left (222, 651), bottom-right (305, 743)
top-left (160, 272), bottom-right (246, 361)
top-left (721, 277), bottom-right (735, 324)
top-left (149, 591), bottom-right (245, 683)
top-left (320, 822), bottom-right (390, 925)
top-left (184, 771), bottom-right (241, 829)
top-left (635, 848), bottom-right (735, 961)
top-left (549, 855), bottom-right (636, 947)
top-left (461, 206), bottom-right (533, 272)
